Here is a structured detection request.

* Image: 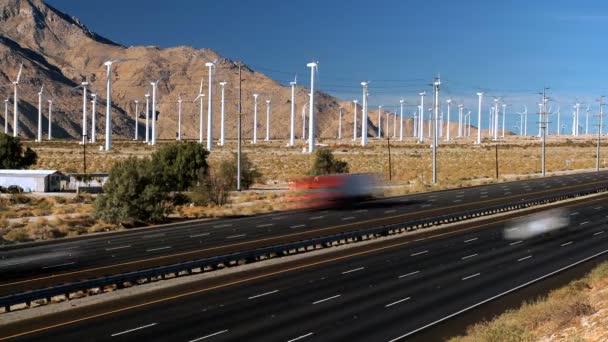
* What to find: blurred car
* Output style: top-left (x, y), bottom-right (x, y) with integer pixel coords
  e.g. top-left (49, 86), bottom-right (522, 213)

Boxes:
top-left (288, 173), bottom-right (381, 209)
top-left (503, 208), bottom-right (570, 240)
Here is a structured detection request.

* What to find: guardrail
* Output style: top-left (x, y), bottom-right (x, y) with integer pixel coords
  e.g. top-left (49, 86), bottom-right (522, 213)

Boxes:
top-left (2, 184), bottom-right (607, 312)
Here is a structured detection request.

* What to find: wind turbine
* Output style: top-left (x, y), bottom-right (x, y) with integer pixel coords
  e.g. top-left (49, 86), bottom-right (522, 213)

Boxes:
top-left (493, 98), bottom-right (500, 141)
top-left (585, 105), bottom-right (590, 135)
top-left (556, 105), bottom-right (561, 136)
top-left (176, 96), bottom-right (182, 141)
top-left (11, 63), bottom-right (23, 137)
top-left (457, 104), bottom-right (464, 138)
top-left (301, 99), bottom-right (308, 140)
top-left (414, 108), bottom-right (418, 138)
top-left (307, 61), bottom-right (318, 153)
top-left (377, 105), bottom-right (382, 138)
top-left (574, 102), bottom-right (580, 136)
top-left (47, 99), bottom-right (53, 140)
top-left (134, 100), bottom-right (140, 141)
top-left (338, 107), bottom-right (343, 140)
top-left (219, 81), bottom-right (227, 146)
top-left (476, 92), bottom-right (483, 144)
top-left (205, 61), bottom-right (216, 151)
top-left (466, 111), bottom-right (472, 137)
top-left (353, 100), bottom-right (358, 141)
top-left (144, 93), bottom-right (150, 143)
top-left (91, 94), bottom-right (97, 143)
top-left (37, 85), bottom-right (44, 142)
top-left (501, 103), bottom-right (506, 138)
top-left (150, 80), bottom-right (159, 146)
top-left (399, 99), bottom-right (404, 141)
top-left (4, 98), bottom-right (9, 134)
top-left (252, 93), bottom-right (259, 144)
top-left (76, 76), bottom-right (89, 144)
top-left (194, 79), bottom-right (205, 144)
top-left (103, 59), bottom-right (127, 151)
top-left (265, 99), bottom-right (271, 142)
top-left (289, 77), bottom-right (296, 147)
top-left (361, 81), bottom-right (369, 146)
top-left (516, 106), bottom-right (527, 136)
top-left (445, 99), bottom-right (452, 141)
top-left (419, 91), bottom-right (426, 143)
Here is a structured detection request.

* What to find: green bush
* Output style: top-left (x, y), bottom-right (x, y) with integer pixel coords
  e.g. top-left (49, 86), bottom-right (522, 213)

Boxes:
top-left (218, 153), bottom-right (261, 190)
top-left (0, 133), bottom-right (37, 169)
top-left (150, 142), bottom-right (209, 192)
top-left (309, 148), bottom-right (349, 176)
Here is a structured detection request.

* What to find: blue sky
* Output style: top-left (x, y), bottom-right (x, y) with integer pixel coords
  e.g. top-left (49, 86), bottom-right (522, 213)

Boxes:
top-left (46, 0), bottom-right (608, 133)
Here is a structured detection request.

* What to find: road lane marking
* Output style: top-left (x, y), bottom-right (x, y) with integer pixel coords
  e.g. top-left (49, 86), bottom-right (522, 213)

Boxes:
top-left (42, 262), bottom-right (75, 269)
top-left (287, 332), bottom-right (314, 342)
top-left (410, 250), bottom-right (428, 257)
top-left (580, 221), bottom-right (590, 226)
top-left (105, 245), bottom-right (131, 251)
top-left (570, 212), bottom-right (579, 216)
top-left (143, 233), bottom-right (165, 239)
top-left (399, 271), bottom-right (420, 278)
top-left (385, 297), bottom-right (411, 308)
top-left (226, 234), bottom-right (246, 239)
top-left (505, 227), bottom-right (520, 231)
top-left (271, 216), bottom-right (284, 220)
top-left (341, 217), bottom-right (356, 221)
top-left (146, 246), bottom-right (172, 252)
top-left (189, 233), bottom-right (210, 238)
top-left (594, 231), bottom-right (605, 236)
top-left (385, 210), bottom-right (396, 214)
top-left (462, 273), bottom-right (480, 281)
top-left (309, 216), bottom-right (325, 220)
top-left (517, 255), bottom-right (532, 262)
top-left (595, 206), bottom-right (603, 210)
top-left (110, 323), bottom-right (157, 337)
top-left (188, 330), bottom-right (228, 341)
top-left (509, 240), bottom-right (523, 246)
top-left (561, 241), bottom-right (573, 247)
top-left (342, 267), bottom-right (365, 274)
top-left (461, 254), bottom-right (478, 260)
top-left (312, 294), bottom-right (341, 305)
top-left (248, 290), bottom-right (279, 300)
top-left (453, 200), bottom-right (462, 203)
top-left (213, 224), bottom-right (232, 228)
top-left (257, 224), bottom-right (274, 228)
top-left (290, 224), bottom-right (306, 229)
top-left (464, 238), bottom-right (478, 243)
top-left (355, 209), bottom-right (368, 213)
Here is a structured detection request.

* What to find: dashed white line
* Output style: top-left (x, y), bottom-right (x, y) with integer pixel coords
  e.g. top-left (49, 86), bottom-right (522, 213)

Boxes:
top-left (399, 270), bottom-right (420, 278)
top-left (190, 233), bottom-right (210, 238)
top-left (271, 216), bottom-right (285, 220)
top-left (309, 216), bottom-right (325, 220)
top-left (226, 234), bottom-right (246, 239)
top-left (594, 206), bottom-right (603, 210)
top-left (453, 200), bottom-right (462, 203)
top-left (287, 332), bottom-right (314, 342)
top-left (111, 323), bottom-right (157, 337)
top-left (146, 246), bottom-right (172, 252)
top-left (517, 255), bottom-right (533, 262)
top-left (421, 204), bottom-right (432, 208)
top-left (594, 231), bottom-right (605, 236)
top-left (410, 250), bottom-right (429, 257)
top-left (580, 221), bottom-right (590, 226)
top-left (213, 224), bottom-right (232, 228)
top-left (462, 273), bottom-right (481, 281)
top-left (341, 216), bottom-right (356, 221)
top-left (290, 224), bottom-right (306, 229)
top-left (464, 238), bottom-right (478, 243)
top-left (312, 294), bottom-right (341, 305)
top-left (355, 209), bottom-right (368, 213)
top-left (509, 240), bottom-right (523, 246)
top-left (570, 212), bottom-right (579, 216)
top-left (257, 223), bottom-right (274, 228)
top-left (461, 254), bottom-right (478, 260)
top-left (143, 233), bottom-right (165, 239)
top-left (342, 267), bottom-right (365, 274)
top-left (561, 241), bottom-right (573, 247)
top-left (188, 330), bottom-right (229, 341)
top-left (248, 290), bottom-right (279, 300)
top-left (385, 209), bottom-right (396, 213)
top-left (105, 245), bottom-right (131, 251)
top-left (42, 262), bottom-right (75, 269)
top-left (385, 297), bottom-right (411, 308)
top-left (505, 227), bottom-right (520, 231)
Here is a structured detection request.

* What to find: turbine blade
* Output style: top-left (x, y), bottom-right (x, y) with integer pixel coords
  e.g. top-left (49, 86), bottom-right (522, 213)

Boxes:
top-left (15, 63), bottom-right (23, 83)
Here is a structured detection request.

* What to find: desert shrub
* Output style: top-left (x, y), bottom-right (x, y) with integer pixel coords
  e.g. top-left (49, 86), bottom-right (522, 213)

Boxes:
top-left (3, 228), bottom-right (31, 242)
top-left (309, 148), bottom-right (349, 175)
top-left (190, 169), bottom-right (230, 206)
top-left (0, 133), bottom-right (37, 169)
top-left (218, 153), bottom-right (262, 190)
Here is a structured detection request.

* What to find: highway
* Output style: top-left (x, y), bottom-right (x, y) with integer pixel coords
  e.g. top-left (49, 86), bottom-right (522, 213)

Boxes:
top-left (2, 192), bottom-right (608, 341)
top-left (1, 171), bottom-right (608, 296)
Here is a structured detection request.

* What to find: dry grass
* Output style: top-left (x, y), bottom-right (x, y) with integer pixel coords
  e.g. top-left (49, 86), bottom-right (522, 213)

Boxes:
top-left (449, 262), bottom-right (608, 342)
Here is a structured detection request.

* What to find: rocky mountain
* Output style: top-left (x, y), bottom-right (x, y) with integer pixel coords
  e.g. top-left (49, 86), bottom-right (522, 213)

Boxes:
top-left (0, 0), bottom-right (484, 143)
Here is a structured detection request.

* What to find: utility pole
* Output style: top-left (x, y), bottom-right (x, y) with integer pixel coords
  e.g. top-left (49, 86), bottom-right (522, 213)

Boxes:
top-left (419, 92), bottom-right (426, 143)
top-left (539, 87), bottom-right (550, 176)
top-left (353, 100), bottom-right (358, 142)
top-left (597, 96), bottom-right (605, 172)
top-left (237, 64), bottom-right (242, 191)
top-left (361, 82), bottom-right (368, 146)
top-left (432, 76), bottom-right (440, 184)
top-left (446, 99), bottom-right (451, 142)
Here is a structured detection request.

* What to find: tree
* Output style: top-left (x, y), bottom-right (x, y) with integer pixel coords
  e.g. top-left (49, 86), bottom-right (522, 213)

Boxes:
top-left (218, 153), bottom-right (261, 190)
top-left (150, 142), bottom-right (209, 192)
top-left (0, 133), bottom-right (37, 169)
top-left (309, 148), bottom-right (349, 176)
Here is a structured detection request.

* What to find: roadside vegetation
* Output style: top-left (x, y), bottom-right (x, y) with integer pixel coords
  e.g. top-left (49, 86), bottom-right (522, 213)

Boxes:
top-left (450, 261), bottom-right (608, 342)
top-left (0, 133), bottom-right (37, 169)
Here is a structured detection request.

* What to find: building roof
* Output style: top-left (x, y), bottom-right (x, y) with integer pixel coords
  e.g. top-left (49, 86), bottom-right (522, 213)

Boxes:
top-left (0, 170), bottom-right (62, 177)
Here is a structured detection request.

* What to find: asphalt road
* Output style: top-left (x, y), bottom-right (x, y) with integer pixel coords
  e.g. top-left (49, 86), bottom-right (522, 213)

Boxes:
top-left (1, 171), bottom-right (608, 296)
top-left (2, 193), bottom-right (608, 341)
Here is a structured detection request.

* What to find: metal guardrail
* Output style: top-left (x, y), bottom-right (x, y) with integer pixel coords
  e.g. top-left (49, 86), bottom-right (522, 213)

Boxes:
top-left (2, 184), bottom-right (607, 312)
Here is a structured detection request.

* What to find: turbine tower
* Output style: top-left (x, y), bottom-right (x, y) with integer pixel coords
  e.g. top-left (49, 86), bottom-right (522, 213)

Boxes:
top-left (150, 80), bottom-right (159, 146)
top-left (307, 62), bottom-right (318, 153)
top-left (205, 62), bottom-right (215, 151)
top-left (458, 104), bottom-right (463, 137)
top-left (4, 98), bottom-right (9, 134)
top-left (419, 92), bottom-right (426, 143)
top-left (289, 78), bottom-right (296, 147)
top-left (144, 93), bottom-right (150, 143)
top-left (253, 93), bottom-right (259, 144)
top-left (37, 85), bottom-right (44, 142)
top-left (476, 92), bottom-right (483, 144)
top-left (265, 99), bottom-right (271, 142)
top-left (399, 99), bottom-right (404, 141)
top-left (103, 59), bottom-right (125, 151)
top-left (77, 77), bottom-right (89, 144)
top-left (194, 79), bottom-right (205, 144)
top-left (219, 81), bottom-right (227, 146)
top-left (493, 98), bottom-right (499, 141)
top-left (393, 108), bottom-right (397, 138)
top-left (353, 100), bottom-right (358, 141)
top-left (501, 103), bottom-right (506, 138)
top-left (586, 105), bottom-right (590, 135)
top-left (47, 99), bottom-right (53, 140)
top-left (11, 63), bottom-right (23, 137)
top-left (134, 100), bottom-right (140, 141)
top-left (445, 99), bottom-right (452, 141)
top-left (301, 99), bottom-right (308, 140)
top-left (377, 105), bottom-right (382, 138)
top-left (556, 105), bottom-right (561, 136)
top-left (176, 96), bottom-right (182, 141)
top-left (91, 94), bottom-right (97, 143)
top-left (361, 82), bottom-right (369, 146)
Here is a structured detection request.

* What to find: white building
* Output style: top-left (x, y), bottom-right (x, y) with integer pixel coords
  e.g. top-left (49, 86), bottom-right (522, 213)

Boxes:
top-left (0, 170), bottom-right (66, 192)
